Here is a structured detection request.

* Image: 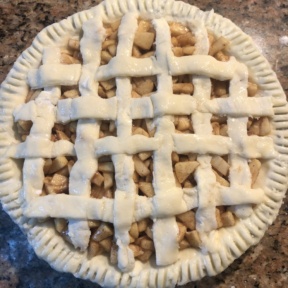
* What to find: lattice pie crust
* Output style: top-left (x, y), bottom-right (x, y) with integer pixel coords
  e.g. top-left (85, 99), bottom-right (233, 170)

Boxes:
top-left (0, 0), bottom-right (287, 287)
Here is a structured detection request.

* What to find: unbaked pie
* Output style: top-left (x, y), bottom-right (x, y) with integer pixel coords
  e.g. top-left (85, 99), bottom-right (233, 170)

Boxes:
top-left (0, 0), bottom-right (287, 287)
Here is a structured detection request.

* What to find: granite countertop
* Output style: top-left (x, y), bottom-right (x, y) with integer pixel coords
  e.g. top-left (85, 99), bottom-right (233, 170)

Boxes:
top-left (0, 0), bottom-right (287, 287)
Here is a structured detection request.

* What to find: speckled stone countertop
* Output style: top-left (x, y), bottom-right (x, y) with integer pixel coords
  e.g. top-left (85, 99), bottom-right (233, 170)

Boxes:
top-left (0, 0), bottom-right (288, 287)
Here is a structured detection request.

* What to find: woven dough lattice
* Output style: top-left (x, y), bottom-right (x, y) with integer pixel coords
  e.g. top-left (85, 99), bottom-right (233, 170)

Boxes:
top-left (8, 12), bottom-right (275, 272)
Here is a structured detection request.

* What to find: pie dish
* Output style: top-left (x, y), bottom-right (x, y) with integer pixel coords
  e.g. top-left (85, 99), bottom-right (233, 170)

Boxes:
top-left (0, 0), bottom-right (287, 287)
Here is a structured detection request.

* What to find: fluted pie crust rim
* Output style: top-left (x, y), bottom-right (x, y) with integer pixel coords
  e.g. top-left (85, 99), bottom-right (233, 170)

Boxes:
top-left (0, 0), bottom-right (287, 287)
